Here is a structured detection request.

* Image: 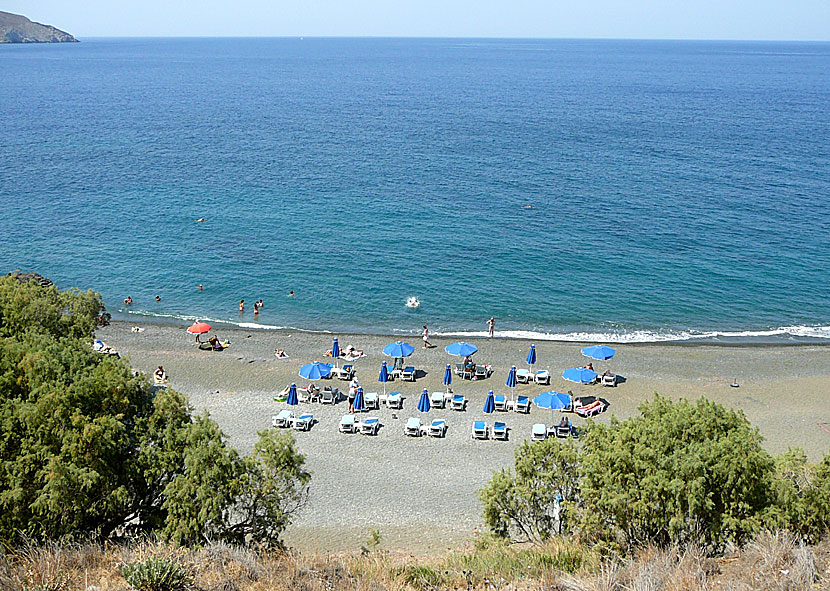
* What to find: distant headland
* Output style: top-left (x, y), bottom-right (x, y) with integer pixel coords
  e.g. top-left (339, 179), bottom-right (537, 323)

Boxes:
top-left (0, 11), bottom-right (77, 43)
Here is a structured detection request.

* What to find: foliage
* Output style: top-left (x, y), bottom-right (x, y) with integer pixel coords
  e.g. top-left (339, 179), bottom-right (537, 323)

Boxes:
top-left (121, 556), bottom-right (193, 591)
top-left (0, 277), bottom-right (309, 547)
top-left (770, 449), bottom-right (830, 543)
top-left (480, 437), bottom-right (580, 542)
top-left (580, 394), bottom-right (774, 552)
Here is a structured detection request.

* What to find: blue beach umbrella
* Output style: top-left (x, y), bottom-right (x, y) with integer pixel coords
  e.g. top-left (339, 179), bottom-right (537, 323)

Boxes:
top-left (331, 338), bottom-right (340, 368)
top-left (383, 341), bottom-right (415, 358)
top-left (506, 365), bottom-right (518, 400)
top-left (533, 391), bottom-right (571, 424)
top-left (353, 387), bottom-right (365, 412)
top-left (285, 383), bottom-right (298, 406)
top-left (417, 388), bottom-right (431, 413)
top-left (562, 366), bottom-right (598, 397)
top-left (443, 363), bottom-right (452, 393)
top-left (378, 361), bottom-right (391, 395)
top-left (526, 344), bottom-right (537, 369)
top-left (299, 361), bottom-right (333, 380)
top-left (581, 345), bottom-right (615, 361)
top-left (483, 390), bottom-right (495, 414)
top-left (445, 341), bottom-right (478, 357)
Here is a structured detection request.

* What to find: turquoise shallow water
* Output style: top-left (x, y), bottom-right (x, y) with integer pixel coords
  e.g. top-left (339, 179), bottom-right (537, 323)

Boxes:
top-left (1, 38), bottom-right (829, 341)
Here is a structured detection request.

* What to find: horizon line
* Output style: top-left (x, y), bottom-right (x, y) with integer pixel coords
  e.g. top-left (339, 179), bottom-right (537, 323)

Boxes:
top-left (67, 34), bottom-right (830, 43)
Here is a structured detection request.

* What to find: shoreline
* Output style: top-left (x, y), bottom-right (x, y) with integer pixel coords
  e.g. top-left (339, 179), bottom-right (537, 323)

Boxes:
top-left (96, 319), bottom-right (830, 553)
top-left (111, 314), bottom-right (830, 347)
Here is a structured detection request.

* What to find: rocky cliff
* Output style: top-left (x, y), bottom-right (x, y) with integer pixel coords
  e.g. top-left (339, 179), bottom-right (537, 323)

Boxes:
top-left (0, 11), bottom-right (77, 43)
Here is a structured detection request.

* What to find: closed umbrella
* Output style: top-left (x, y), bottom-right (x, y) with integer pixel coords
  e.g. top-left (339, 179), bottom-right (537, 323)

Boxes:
top-left (331, 338), bottom-right (340, 368)
top-left (443, 363), bottom-right (452, 394)
top-left (417, 388), bottom-right (430, 413)
top-left (506, 365), bottom-right (518, 401)
top-left (526, 344), bottom-right (536, 370)
top-left (353, 386), bottom-right (365, 412)
top-left (285, 383), bottom-right (298, 406)
top-left (483, 390), bottom-right (495, 414)
top-left (378, 361), bottom-right (390, 395)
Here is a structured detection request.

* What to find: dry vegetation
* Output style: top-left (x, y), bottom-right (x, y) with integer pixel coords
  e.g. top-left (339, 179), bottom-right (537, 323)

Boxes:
top-left (1, 532), bottom-right (829, 591)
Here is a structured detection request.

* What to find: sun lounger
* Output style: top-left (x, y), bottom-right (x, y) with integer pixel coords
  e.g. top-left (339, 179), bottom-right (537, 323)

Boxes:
top-left (531, 423), bottom-right (547, 441)
top-left (450, 394), bottom-right (466, 411)
top-left (428, 419), bottom-right (447, 437)
top-left (515, 396), bottom-right (530, 413)
top-left (293, 413), bottom-right (314, 431)
top-left (534, 370), bottom-right (551, 385)
top-left (339, 415), bottom-right (357, 433)
top-left (576, 400), bottom-right (605, 417)
top-left (493, 421), bottom-right (508, 440)
top-left (386, 392), bottom-right (403, 409)
top-left (320, 388), bottom-right (336, 404)
top-left (431, 391), bottom-right (446, 409)
top-left (297, 389), bottom-right (310, 403)
top-left (516, 369), bottom-right (533, 384)
top-left (360, 417), bottom-right (380, 435)
top-left (454, 363), bottom-right (473, 380)
top-left (494, 394), bottom-right (507, 411)
top-left (471, 420), bottom-right (489, 440)
top-left (474, 365), bottom-right (492, 380)
top-left (556, 423), bottom-right (572, 438)
top-left (601, 373), bottom-right (617, 387)
top-left (364, 392), bottom-right (379, 410)
top-left (272, 410), bottom-right (293, 428)
top-left (405, 417), bottom-right (422, 437)
top-left (332, 365), bottom-right (355, 380)
top-left (401, 366), bottom-right (416, 381)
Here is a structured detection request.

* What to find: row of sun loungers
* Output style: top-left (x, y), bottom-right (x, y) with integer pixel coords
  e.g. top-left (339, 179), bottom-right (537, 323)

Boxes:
top-left (272, 411), bottom-right (315, 431)
top-left (515, 369), bottom-right (551, 385)
top-left (471, 420), bottom-right (508, 440)
top-left (338, 415), bottom-right (381, 435)
top-left (453, 363), bottom-right (494, 380)
top-left (531, 422), bottom-right (577, 440)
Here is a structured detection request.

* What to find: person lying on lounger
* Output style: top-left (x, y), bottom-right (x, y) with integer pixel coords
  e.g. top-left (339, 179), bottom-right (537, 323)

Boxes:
top-left (274, 348), bottom-right (288, 358)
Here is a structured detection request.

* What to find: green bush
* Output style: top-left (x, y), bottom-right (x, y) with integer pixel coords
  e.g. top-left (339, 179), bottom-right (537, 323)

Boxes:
top-left (121, 556), bottom-right (193, 591)
top-left (398, 565), bottom-right (442, 589)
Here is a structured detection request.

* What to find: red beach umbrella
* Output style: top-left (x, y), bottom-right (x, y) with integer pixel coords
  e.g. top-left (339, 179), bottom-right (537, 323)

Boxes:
top-left (187, 321), bottom-right (212, 335)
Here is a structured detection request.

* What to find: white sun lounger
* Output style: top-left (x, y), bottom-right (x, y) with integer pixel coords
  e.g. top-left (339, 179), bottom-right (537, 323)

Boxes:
top-left (401, 366), bottom-right (416, 381)
top-left (431, 391), bottom-right (446, 409)
top-left (515, 396), bottom-right (530, 414)
top-left (428, 419), bottom-right (447, 437)
top-left (339, 415), bottom-right (357, 433)
top-left (298, 389), bottom-right (310, 403)
top-left (332, 364), bottom-right (355, 380)
top-left (534, 370), bottom-right (551, 385)
top-left (493, 421), bottom-right (508, 440)
top-left (450, 394), bottom-right (466, 411)
top-left (556, 423), bottom-right (572, 438)
top-left (405, 417), bottom-right (422, 437)
top-left (531, 423), bottom-right (547, 440)
top-left (516, 369), bottom-right (533, 384)
top-left (364, 392), bottom-right (379, 410)
top-left (293, 413), bottom-right (314, 431)
top-left (601, 373), bottom-right (617, 387)
top-left (272, 410), bottom-right (294, 428)
top-left (360, 417), bottom-right (380, 435)
top-left (472, 420), bottom-right (489, 440)
top-left (494, 394), bottom-right (507, 411)
top-left (386, 392), bottom-right (403, 409)
top-left (474, 365), bottom-right (492, 380)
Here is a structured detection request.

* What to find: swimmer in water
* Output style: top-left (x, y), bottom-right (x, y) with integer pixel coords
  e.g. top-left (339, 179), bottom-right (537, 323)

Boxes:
top-left (196, 218), bottom-right (207, 222)
top-left (198, 284), bottom-right (203, 290)
top-left (124, 296), bottom-right (133, 305)
top-left (155, 295), bottom-right (161, 302)
top-left (288, 290), bottom-right (295, 297)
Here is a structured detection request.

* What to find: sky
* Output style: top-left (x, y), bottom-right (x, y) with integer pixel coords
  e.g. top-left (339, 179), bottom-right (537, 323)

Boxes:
top-left (6, 0), bottom-right (830, 41)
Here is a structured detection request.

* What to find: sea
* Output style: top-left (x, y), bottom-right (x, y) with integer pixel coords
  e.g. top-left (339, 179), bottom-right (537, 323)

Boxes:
top-left (1, 38), bottom-right (829, 343)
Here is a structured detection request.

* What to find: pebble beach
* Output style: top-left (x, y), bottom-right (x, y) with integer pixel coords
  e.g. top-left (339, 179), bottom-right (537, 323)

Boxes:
top-left (96, 321), bottom-right (830, 553)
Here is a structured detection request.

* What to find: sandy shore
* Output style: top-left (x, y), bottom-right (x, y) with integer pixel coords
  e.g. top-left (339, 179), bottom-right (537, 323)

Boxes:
top-left (96, 321), bottom-right (830, 553)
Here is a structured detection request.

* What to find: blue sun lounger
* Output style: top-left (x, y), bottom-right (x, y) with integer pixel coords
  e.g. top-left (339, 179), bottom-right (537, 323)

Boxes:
top-left (451, 394), bottom-right (466, 411)
top-left (515, 396), bottom-right (530, 413)
top-left (472, 420), bottom-right (488, 439)
top-left (293, 413), bottom-right (314, 431)
top-left (429, 419), bottom-right (447, 437)
top-left (272, 409), bottom-right (294, 428)
top-left (494, 394), bottom-right (506, 411)
top-left (360, 417), bottom-right (380, 435)
top-left (401, 366), bottom-right (416, 381)
top-left (493, 421), bottom-right (508, 440)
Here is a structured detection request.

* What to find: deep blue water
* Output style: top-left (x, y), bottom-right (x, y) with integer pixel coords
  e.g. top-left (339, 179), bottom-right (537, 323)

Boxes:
top-left (1, 38), bottom-right (829, 341)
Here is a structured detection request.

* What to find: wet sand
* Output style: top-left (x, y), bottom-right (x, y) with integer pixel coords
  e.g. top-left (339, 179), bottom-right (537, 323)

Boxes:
top-left (97, 321), bottom-right (830, 553)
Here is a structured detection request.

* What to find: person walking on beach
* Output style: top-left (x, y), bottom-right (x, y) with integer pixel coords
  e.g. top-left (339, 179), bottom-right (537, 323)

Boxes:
top-left (422, 325), bottom-right (431, 348)
top-left (487, 316), bottom-right (495, 337)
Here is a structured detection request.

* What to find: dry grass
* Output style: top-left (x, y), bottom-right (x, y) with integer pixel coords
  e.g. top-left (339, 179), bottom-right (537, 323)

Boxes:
top-left (0, 532), bottom-right (827, 591)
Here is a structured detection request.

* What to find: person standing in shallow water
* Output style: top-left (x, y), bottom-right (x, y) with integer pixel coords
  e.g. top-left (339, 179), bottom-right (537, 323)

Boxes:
top-left (487, 316), bottom-right (495, 337)
top-left (239, 299), bottom-right (245, 313)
